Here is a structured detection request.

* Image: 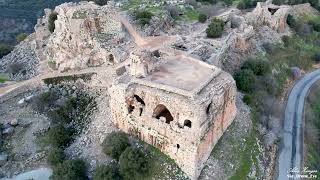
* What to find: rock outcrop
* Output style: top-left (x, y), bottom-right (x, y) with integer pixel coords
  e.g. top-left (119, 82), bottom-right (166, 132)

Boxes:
top-left (36, 2), bottom-right (128, 72)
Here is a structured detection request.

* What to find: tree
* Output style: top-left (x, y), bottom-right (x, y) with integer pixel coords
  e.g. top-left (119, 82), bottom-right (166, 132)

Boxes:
top-left (102, 132), bottom-right (130, 160)
top-left (0, 43), bottom-right (13, 58)
top-left (206, 18), bottom-right (224, 38)
top-left (198, 13), bottom-right (207, 23)
top-left (241, 58), bottom-right (270, 76)
top-left (51, 159), bottom-right (87, 180)
top-left (134, 11), bottom-right (154, 25)
top-left (16, 33), bottom-right (28, 43)
top-left (48, 148), bottom-right (65, 166)
top-left (47, 125), bottom-right (73, 148)
top-left (119, 147), bottom-right (149, 179)
top-left (286, 14), bottom-right (296, 28)
top-left (234, 69), bottom-right (256, 92)
top-left (93, 164), bottom-right (122, 180)
top-left (48, 12), bottom-right (58, 33)
top-left (93, 0), bottom-right (110, 6)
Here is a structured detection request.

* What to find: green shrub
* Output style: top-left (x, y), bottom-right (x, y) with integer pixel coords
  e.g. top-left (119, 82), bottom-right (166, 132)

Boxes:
top-left (119, 147), bottom-right (149, 179)
top-left (198, 13), bottom-right (207, 23)
top-left (307, 15), bottom-right (320, 32)
top-left (94, 0), bottom-right (110, 6)
top-left (32, 91), bottom-right (58, 113)
top-left (135, 11), bottom-right (153, 25)
top-left (48, 12), bottom-right (58, 33)
top-left (272, 0), bottom-right (285, 5)
top-left (243, 94), bottom-right (253, 106)
top-left (223, 0), bottom-right (233, 6)
top-left (314, 52), bottom-right (320, 62)
top-left (287, 14), bottom-right (296, 28)
top-left (241, 58), bottom-right (271, 76)
top-left (237, 0), bottom-right (256, 9)
top-left (47, 125), bottom-right (73, 148)
top-left (234, 69), bottom-right (256, 93)
top-left (16, 33), bottom-right (28, 43)
top-left (48, 148), bottom-right (65, 166)
top-left (206, 18), bottom-right (224, 38)
top-left (102, 132), bottom-right (130, 160)
top-left (0, 43), bottom-right (13, 58)
top-left (93, 164), bottom-right (122, 180)
top-left (51, 159), bottom-right (86, 180)
top-left (166, 5), bottom-right (181, 19)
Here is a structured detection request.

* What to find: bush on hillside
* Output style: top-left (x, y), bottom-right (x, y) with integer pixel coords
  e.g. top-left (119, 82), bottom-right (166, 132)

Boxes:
top-left (0, 43), bottom-right (13, 58)
top-left (198, 13), bottom-right (207, 23)
top-left (286, 14), bottom-right (296, 28)
top-left (7, 62), bottom-right (24, 76)
top-left (234, 69), bottom-right (256, 92)
top-left (166, 5), bottom-right (181, 19)
top-left (16, 33), bottom-right (28, 43)
top-left (48, 12), bottom-right (58, 33)
top-left (93, 0), bottom-right (110, 6)
top-left (47, 125), bottom-right (73, 148)
top-left (48, 148), bottom-right (65, 166)
top-left (32, 91), bottom-right (59, 113)
top-left (135, 11), bottom-right (153, 25)
top-left (237, 0), bottom-right (257, 9)
top-left (241, 58), bottom-right (271, 76)
top-left (102, 132), bottom-right (130, 160)
top-left (206, 18), bottom-right (224, 38)
top-left (51, 159), bottom-right (86, 180)
top-left (93, 164), bottom-right (122, 180)
top-left (314, 52), bottom-right (320, 62)
top-left (119, 147), bottom-right (149, 179)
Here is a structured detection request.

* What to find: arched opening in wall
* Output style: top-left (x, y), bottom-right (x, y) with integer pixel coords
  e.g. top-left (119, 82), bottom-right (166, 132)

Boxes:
top-left (206, 102), bottom-right (212, 115)
top-left (153, 104), bottom-right (173, 124)
top-left (184, 120), bottom-right (192, 128)
top-left (177, 144), bottom-right (180, 149)
top-left (109, 54), bottom-right (114, 64)
top-left (134, 95), bottom-right (145, 116)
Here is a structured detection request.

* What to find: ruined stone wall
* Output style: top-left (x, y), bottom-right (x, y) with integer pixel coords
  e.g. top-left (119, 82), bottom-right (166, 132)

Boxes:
top-left (35, 2), bottom-right (126, 72)
top-left (109, 71), bottom-right (237, 179)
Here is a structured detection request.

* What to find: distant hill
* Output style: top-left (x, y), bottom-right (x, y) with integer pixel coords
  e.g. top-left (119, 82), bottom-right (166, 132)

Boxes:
top-left (0, 0), bottom-right (80, 44)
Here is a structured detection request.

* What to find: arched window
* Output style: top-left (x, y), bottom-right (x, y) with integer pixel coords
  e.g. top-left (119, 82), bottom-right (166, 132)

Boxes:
top-left (184, 120), bottom-right (192, 128)
top-left (153, 104), bottom-right (173, 124)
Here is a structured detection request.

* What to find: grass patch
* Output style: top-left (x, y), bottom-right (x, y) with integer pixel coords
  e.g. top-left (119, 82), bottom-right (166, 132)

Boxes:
top-left (180, 7), bottom-right (200, 22)
top-left (0, 74), bottom-right (9, 83)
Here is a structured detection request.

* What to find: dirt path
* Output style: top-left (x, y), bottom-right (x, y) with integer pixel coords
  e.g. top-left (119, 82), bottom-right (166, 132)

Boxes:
top-left (278, 69), bottom-right (320, 180)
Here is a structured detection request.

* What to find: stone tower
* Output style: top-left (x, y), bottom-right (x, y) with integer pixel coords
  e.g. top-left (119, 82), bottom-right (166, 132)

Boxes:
top-left (109, 49), bottom-right (237, 179)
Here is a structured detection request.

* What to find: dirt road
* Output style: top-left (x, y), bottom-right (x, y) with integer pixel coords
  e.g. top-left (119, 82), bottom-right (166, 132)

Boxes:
top-left (278, 69), bottom-right (320, 180)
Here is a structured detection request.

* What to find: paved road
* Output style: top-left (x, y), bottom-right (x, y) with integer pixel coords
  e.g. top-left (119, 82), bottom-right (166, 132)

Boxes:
top-left (278, 69), bottom-right (320, 180)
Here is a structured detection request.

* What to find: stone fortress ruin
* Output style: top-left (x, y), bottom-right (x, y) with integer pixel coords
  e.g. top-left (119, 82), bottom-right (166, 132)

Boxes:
top-left (109, 48), bottom-right (237, 179)
top-left (29, 0), bottom-right (316, 179)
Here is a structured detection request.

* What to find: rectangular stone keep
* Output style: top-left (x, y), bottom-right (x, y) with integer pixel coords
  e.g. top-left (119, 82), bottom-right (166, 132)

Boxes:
top-left (109, 55), bottom-right (237, 179)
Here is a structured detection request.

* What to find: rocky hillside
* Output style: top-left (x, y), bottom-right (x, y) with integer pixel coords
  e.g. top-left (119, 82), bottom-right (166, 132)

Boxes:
top-left (0, 0), bottom-right (79, 44)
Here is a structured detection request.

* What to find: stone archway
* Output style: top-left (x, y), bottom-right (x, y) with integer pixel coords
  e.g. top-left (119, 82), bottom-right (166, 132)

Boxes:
top-left (153, 104), bottom-right (173, 124)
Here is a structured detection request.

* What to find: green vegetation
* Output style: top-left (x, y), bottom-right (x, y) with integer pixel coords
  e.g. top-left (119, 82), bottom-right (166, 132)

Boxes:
top-left (305, 87), bottom-right (320, 179)
top-left (16, 33), bottom-right (28, 43)
top-left (102, 132), bottom-right (130, 160)
top-left (93, 0), bottom-right (110, 6)
top-left (0, 43), bottom-right (13, 58)
top-left (198, 13), bottom-right (207, 23)
top-left (234, 69), bottom-right (256, 92)
top-left (0, 74), bottom-right (9, 83)
top-left (206, 18), bottom-right (224, 38)
top-left (48, 12), bottom-right (58, 33)
top-left (241, 58), bottom-right (271, 76)
top-left (47, 125), bottom-right (73, 148)
top-left (119, 147), bottom-right (150, 179)
top-left (237, 0), bottom-right (258, 9)
top-left (48, 148), bottom-right (65, 166)
top-left (93, 164), bottom-right (122, 180)
top-left (51, 159), bottom-right (87, 180)
top-left (134, 10), bottom-right (154, 25)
